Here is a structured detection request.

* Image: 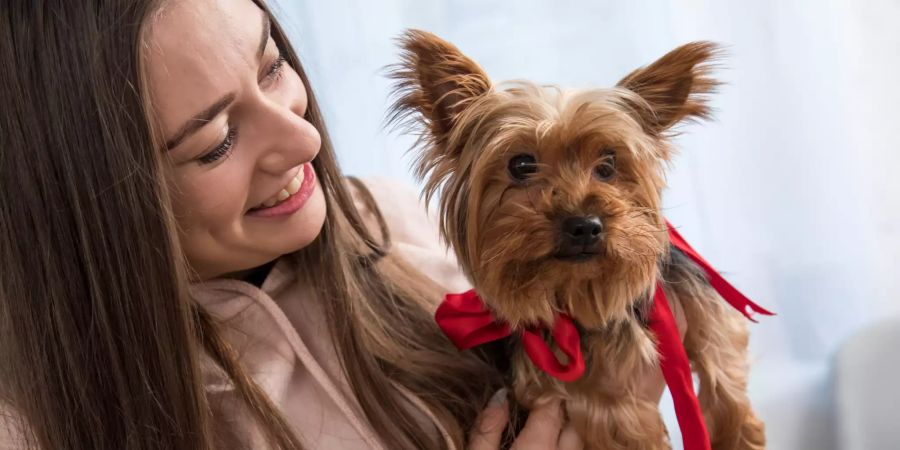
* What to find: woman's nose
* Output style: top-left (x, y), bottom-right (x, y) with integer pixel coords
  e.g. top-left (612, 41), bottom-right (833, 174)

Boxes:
top-left (250, 99), bottom-right (321, 176)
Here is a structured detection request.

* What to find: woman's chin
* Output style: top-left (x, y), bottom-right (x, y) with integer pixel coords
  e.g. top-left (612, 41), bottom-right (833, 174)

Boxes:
top-left (255, 180), bottom-right (327, 255)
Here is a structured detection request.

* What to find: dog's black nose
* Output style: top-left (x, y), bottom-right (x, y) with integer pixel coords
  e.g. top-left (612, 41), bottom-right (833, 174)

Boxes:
top-left (561, 216), bottom-right (603, 247)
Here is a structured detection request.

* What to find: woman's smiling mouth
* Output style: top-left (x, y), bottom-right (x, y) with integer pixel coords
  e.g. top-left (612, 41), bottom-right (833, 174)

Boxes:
top-left (246, 163), bottom-right (316, 218)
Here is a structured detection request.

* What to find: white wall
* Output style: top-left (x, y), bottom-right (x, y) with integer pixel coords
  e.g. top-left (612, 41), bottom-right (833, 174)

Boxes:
top-left (271, 1), bottom-right (900, 448)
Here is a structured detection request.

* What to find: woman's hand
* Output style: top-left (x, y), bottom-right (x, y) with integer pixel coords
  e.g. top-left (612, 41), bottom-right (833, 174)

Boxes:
top-left (468, 389), bottom-right (583, 450)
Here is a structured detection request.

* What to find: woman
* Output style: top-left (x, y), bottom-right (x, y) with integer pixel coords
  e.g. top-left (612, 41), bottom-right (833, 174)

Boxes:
top-left (0, 0), bottom-right (579, 448)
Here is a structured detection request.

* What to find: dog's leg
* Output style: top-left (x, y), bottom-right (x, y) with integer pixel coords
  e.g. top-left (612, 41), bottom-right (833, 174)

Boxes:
top-left (664, 252), bottom-right (766, 450)
top-left (567, 393), bottom-right (670, 450)
top-left (515, 324), bottom-right (672, 450)
top-left (562, 325), bottom-right (673, 450)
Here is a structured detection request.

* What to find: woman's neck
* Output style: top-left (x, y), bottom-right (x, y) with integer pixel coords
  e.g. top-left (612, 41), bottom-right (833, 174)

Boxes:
top-left (227, 259), bottom-right (277, 288)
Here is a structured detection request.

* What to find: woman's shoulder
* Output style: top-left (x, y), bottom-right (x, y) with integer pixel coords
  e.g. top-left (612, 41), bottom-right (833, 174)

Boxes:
top-left (345, 176), bottom-right (437, 248)
top-left (344, 176), bottom-right (471, 294)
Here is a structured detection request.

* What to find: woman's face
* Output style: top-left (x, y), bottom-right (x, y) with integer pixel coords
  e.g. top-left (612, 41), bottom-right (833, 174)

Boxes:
top-left (145, 0), bottom-right (326, 281)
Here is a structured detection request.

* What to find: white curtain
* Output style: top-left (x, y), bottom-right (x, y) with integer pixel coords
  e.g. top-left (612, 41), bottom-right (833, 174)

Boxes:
top-left (271, 0), bottom-right (900, 448)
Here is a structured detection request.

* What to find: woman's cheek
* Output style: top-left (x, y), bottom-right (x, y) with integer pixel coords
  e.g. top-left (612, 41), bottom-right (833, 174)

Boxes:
top-left (207, 168), bottom-right (251, 224)
top-left (172, 168), bottom-right (249, 231)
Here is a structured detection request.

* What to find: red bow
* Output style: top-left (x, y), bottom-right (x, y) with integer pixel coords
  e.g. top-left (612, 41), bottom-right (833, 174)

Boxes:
top-left (434, 220), bottom-right (773, 450)
top-left (437, 289), bottom-right (586, 382)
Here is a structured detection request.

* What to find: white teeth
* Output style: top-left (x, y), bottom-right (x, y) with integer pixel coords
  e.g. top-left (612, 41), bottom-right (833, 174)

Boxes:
top-left (286, 177), bottom-right (301, 195)
top-left (254, 169), bottom-right (305, 210)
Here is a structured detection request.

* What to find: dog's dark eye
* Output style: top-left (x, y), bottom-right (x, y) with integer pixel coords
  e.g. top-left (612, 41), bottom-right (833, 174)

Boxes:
top-left (508, 154), bottom-right (538, 181)
top-left (594, 151), bottom-right (616, 181)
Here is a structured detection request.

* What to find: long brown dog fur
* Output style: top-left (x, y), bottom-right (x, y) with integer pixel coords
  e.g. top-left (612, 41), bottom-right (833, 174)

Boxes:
top-left (388, 30), bottom-right (765, 450)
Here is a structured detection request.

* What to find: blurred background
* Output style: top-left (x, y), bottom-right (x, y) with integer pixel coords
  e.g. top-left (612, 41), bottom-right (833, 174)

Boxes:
top-left (269, 0), bottom-right (899, 448)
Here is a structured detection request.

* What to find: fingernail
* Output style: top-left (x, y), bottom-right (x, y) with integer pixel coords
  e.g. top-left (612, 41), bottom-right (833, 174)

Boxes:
top-left (489, 388), bottom-right (508, 406)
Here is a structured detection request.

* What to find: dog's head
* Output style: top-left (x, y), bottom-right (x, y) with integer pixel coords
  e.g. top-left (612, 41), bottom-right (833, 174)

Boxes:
top-left (388, 30), bottom-right (720, 328)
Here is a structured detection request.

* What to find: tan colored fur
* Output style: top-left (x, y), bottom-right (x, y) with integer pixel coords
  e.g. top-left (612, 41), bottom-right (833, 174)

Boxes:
top-left (388, 29), bottom-right (765, 449)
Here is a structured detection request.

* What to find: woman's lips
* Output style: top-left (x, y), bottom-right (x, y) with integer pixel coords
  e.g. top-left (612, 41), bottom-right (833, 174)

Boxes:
top-left (245, 163), bottom-right (316, 218)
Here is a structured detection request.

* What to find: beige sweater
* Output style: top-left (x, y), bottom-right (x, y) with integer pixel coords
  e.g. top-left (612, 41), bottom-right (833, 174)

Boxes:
top-left (192, 177), bottom-right (472, 449)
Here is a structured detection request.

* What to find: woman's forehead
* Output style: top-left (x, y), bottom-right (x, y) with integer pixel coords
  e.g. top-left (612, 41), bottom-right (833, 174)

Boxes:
top-left (144, 0), bottom-right (266, 141)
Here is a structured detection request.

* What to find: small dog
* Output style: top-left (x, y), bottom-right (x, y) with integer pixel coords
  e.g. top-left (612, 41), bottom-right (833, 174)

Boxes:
top-left (388, 30), bottom-right (766, 450)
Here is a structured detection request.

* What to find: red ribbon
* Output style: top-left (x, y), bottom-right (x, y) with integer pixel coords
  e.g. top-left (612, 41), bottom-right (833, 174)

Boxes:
top-left (650, 284), bottom-right (711, 450)
top-left (665, 222), bottom-right (775, 321)
top-left (654, 220), bottom-right (774, 450)
top-left (436, 290), bottom-right (586, 382)
top-left (434, 220), bottom-right (773, 450)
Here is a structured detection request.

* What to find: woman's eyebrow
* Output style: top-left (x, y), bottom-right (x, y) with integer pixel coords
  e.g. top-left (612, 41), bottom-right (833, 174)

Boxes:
top-left (165, 12), bottom-right (271, 151)
top-left (257, 13), bottom-right (270, 66)
top-left (165, 93), bottom-right (236, 150)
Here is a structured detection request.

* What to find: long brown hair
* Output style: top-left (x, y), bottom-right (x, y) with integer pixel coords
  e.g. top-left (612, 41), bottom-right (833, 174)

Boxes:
top-left (0, 1), bottom-right (500, 449)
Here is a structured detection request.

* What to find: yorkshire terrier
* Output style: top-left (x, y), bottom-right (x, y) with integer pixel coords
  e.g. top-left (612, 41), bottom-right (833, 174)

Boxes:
top-left (388, 30), bottom-right (767, 450)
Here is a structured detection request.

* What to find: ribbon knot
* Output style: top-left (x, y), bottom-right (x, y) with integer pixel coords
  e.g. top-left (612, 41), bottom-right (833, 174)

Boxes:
top-left (436, 290), bottom-right (586, 382)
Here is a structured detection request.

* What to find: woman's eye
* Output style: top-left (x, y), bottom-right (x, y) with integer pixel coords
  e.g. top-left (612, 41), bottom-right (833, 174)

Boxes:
top-left (264, 54), bottom-right (287, 82)
top-left (593, 150), bottom-right (616, 181)
top-left (198, 127), bottom-right (238, 165)
top-left (508, 154), bottom-right (538, 181)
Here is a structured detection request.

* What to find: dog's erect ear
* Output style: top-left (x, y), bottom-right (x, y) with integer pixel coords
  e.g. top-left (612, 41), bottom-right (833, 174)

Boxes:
top-left (616, 42), bottom-right (721, 135)
top-left (388, 29), bottom-right (491, 142)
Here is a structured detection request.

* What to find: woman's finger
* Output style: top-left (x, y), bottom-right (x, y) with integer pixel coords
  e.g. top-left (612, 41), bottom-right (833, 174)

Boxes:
top-left (468, 388), bottom-right (510, 450)
top-left (557, 422), bottom-right (584, 450)
top-left (511, 398), bottom-right (564, 450)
